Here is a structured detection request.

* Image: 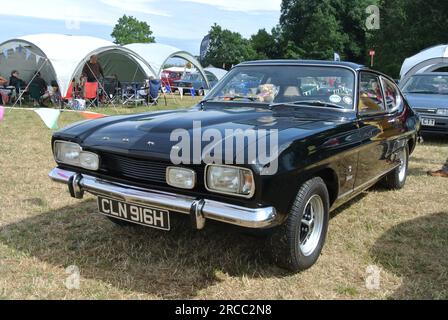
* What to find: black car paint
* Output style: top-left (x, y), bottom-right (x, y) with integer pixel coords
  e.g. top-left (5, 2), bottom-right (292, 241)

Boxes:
top-left (52, 61), bottom-right (419, 227)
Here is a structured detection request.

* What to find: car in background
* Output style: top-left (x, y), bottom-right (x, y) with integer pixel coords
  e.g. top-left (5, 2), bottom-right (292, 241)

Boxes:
top-left (173, 71), bottom-right (219, 96)
top-left (401, 72), bottom-right (448, 135)
top-left (161, 70), bottom-right (183, 89)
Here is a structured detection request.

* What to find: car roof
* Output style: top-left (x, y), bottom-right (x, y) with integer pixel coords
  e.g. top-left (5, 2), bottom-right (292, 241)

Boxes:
top-left (411, 72), bottom-right (448, 77)
top-left (238, 59), bottom-right (365, 70)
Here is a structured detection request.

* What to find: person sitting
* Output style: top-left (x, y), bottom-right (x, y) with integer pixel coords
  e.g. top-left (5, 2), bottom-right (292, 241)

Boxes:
top-left (30, 71), bottom-right (50, 107)
top-left (9, 70), bottom-right (27, 97)
top-left (50, 81), bottom-right (62, 105)
top-left (0, 75), bottom-right (7, 86)
top-left (0, 75), bottom-right (9, 104)
top-left (428, 159), bottom-right (448, 178)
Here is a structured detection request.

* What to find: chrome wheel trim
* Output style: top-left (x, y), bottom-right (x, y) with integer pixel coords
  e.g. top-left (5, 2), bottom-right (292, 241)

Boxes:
top-left (300, 194), bottom-right (324, 257)
top-left (398, 148), bottom-right (407, 182)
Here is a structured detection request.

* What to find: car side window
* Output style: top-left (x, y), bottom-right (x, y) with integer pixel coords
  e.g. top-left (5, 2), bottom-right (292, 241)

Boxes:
top-left (381, 77), bottom-right (403, 112)
top-left (359, 72), bottom-right (385, 115)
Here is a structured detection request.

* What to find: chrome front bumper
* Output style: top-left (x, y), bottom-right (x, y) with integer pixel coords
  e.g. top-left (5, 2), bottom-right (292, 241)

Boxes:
top-left (49, 168), bottom-right (278, 230)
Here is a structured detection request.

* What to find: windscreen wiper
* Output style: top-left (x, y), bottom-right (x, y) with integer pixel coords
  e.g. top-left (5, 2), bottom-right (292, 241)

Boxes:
top-left (218, 95), bottom-right (259, 101)
top-left (199, 96), bottom-right (260, 110)
top-left (269, 100), bottom-right (346, 110)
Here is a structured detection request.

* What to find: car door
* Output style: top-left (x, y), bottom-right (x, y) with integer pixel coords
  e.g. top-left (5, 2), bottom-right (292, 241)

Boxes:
top-left (355, 72), bottom-right (397, 188)
top-left (379, 76), bottom-right (408, 171)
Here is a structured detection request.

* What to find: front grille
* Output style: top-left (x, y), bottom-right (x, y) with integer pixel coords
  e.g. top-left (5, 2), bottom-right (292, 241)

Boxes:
top-left (99, 153), bottom-right (204, 187)
top-left (100, 153), bottom-right (168, 183)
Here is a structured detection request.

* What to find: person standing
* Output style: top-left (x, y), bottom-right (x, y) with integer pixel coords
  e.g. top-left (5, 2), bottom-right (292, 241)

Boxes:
top-left (81, 55), bottom-right (104, 106)
top-left (82, 55), bottom-right (104, 83)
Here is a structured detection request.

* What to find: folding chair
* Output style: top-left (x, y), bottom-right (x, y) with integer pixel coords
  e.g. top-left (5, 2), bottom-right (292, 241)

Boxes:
top-left (84, 82), bottom-right (99, 108)
top-left (28, 82), bottom-right (42, 107)
top-left (122, 82), bottom-right (145, 106)
top-left (147, 79), bottom-right (166, 106)
top-left (103, 77), bottom-right (121, 105)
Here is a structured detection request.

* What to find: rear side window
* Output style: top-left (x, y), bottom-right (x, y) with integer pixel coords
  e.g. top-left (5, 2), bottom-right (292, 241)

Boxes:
top-left (359, 72), bottom-right (385, 114)
top-left (381, 77), bottom-right (403, 112)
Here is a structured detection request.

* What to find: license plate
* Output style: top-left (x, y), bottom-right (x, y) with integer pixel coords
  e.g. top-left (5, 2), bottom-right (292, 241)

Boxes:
top-left (97, 197), bottom-right (170, 231)
top-left (421, 118), bottom-right (436, 126)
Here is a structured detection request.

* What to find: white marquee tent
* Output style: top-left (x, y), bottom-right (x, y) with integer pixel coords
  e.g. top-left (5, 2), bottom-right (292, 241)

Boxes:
top-left (400, 44), bottom-right (448, 85)
top-left (0, 34), bottom-right (155, 96)
top-left (125, 43), bottom-right (209, 87)
top-left (204, 66), bottom-right (228, 81)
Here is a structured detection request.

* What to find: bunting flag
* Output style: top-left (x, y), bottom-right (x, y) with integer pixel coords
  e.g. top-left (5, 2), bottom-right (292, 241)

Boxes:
top-left (0, 106), bottom-right (4, 122)
top-left (34, 108), bottom-right (60, 130)
top-left (81, 111), bottom-right (106, 120)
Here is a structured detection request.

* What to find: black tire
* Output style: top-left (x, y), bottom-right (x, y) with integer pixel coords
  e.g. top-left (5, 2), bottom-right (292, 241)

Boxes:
top-left (107, 216), bottom-right (137, 227)
top-left (267, 177), bottom-right (330, 272)
top-left (382, 145), bottom-right (409, 190)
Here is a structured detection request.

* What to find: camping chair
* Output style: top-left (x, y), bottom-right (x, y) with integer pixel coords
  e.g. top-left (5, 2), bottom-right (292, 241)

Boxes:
top-left (28, 82), bottom-right (42, 107)
top-left (147, 79), bottom-right (166, 106)
top-left (122, 82), bottom-right (145, 106)
top-left (84, 82), bottom-right (99, 108)
top-left (103, 77), bottom-right (121, 105)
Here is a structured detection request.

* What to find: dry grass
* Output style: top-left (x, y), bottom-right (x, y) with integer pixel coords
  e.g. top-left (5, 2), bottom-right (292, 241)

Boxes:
top-left (0, 101), bottom-right (447, 300)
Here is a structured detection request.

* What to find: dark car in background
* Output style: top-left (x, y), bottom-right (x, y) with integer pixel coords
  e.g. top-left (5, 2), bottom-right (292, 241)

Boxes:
top-left (49, 60), bottom-right (419, 272)
top-left (401, 72), bottom-right (448, 135)
top-left (173, 71), bottom-right (219, 96)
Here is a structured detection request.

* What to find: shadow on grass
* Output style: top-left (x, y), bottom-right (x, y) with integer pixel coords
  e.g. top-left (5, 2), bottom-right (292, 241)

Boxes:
top-left (371, 212), bottom-right (448, 299)
top-left (0, 200), bottom-right (289, 299)
top-left (420, 134), bottom-right (448, 144)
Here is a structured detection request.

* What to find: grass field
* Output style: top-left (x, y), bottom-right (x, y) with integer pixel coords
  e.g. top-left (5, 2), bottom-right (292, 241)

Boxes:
top-left (0, 100), bottom-right (447, 300)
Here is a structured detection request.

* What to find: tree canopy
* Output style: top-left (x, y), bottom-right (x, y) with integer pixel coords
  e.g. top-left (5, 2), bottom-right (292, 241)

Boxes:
top-left (202, 24), bottom-right (257, 70)
top-left (371, 0), bottom-right (448, 77)
top-left (111, 15), bottom-right (155, 45)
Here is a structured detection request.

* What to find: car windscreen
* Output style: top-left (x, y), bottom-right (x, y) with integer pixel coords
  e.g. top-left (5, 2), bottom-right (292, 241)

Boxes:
top-left (402, 75), bottom-right (448, 95)
top-left (206, 65), bottom-right (356, 109)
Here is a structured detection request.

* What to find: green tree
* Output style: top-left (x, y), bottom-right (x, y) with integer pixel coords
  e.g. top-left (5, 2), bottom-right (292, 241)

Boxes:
top-left (372, 0), bottom-right (448, 77)
top-left (280, 0), bottom-right (379, 63)
top-left (111, 15), bottom-right (155, 45)
top-left (250, 28), bottom-right (279, 59)
top-left (203, 24), bottom-right (258, 69)
top-left (280, 0), bottom-right (349, 60)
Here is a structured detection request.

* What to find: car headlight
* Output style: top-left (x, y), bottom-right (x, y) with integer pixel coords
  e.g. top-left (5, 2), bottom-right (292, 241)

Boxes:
top-left (166, 167), bottom-right (196, 190)
top-left (205, 165), bottom-right (255, 198)
top-left (54, 141), bottom-right (99, 171)
top-left (437, 109), bottom-right (448, 116)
